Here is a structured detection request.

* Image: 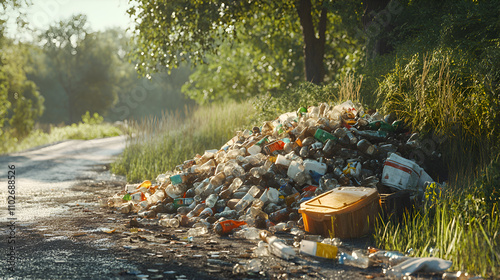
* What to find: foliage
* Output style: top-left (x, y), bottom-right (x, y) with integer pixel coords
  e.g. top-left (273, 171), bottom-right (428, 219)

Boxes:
top-left (128, 0), bottom-right (364, 87)
top-left (357, 0), bottom-right (500, 175)
top-left (374, 157), bottom-right (500, 277)
top-left (81, 111), bottom-right (103, 125)
top-left (378, 51), bottom-right (499, 175)
top-left (180, 13), bottom-right (304, 104)
top-left (28, 25), bottom-right (194, 124)
top-left (0, 39), bottom-right (44, 140)
top-left (111, 100), bottom-right (254, 182)
top-left (38, 15), bottom-right (122, 123)
top-left (128, 0), bottom-right (294, 73)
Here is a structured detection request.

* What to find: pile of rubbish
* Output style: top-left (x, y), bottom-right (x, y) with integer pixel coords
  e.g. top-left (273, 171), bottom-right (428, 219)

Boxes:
top-left (107, 100), bottom-right (456, 277)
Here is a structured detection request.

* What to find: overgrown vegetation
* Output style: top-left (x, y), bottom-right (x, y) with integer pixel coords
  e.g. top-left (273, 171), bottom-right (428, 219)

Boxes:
top-left (364, 1), bottom-right (500, 276)
top-left (374, 158), bottom-right (500, 276)
top-left (111, 101), bottom-right (255, 182)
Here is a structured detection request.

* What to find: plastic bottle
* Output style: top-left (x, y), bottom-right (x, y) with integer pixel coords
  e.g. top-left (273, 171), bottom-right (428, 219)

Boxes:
top-left (314, 128), bottom-right (338, 143)
top-left (214, 220), bottom-right (248, 235)
top-left (269, 208), bottom-right (291, 223)
top-left (191, 158), bottom-right (216, 174)
top-left (253, 241), bottom-right (270, 257)
top-left (234, 227), bottom-right (260, 240)
top-left (263, 140), bottom-right (285, 155)
top-left (232, 259), bottom-right (262, 275)
top-left (205, 194), bottom-right (219, 208)
top-left (234, 185), bottom-right (261, 212)
top-left (300, 240), bottom-right (338, 259)
top-left (194, 178), bottom-right (210, 196)
top-left (249, 166), bottom-right (266, 178)
top-left (259, 230), bottom-right (296, 260)
top-left (338, 250), bottom-right (371, 269)
top-left (269, 222), bottom-right (289, 233)
top-left (209, 172), bottom-right (226, 187)
top-left (368, 120), bottom-right (395, 132)
top-left (187, 226), bottom-right (208, 237)
top-left (333, 127), bottom-right (347, 139)
top-left (198, 207), bottom-right (214, 219)
top-left (345, 129), bottom-right (358, 145)
top-left (187, 204), bottom-right (207, 218)
top-left (224, 161), bottom-right (245, 177)
top-left (170, 173), bottom-right (190, 186)
top-left (165, 184), bottom-right (185, 199)
top-left (357, 139), bottom-right (376, 155)
top-left (266, 188), bottom-right (280, 204)
top-left (173, 197), bottom-right (195, 209)
top-left (214, 209), bottom-right (238, 219)
top-left (159, 218), bottom-right (180, 228)
top-left (227, 177), bottom-right (243, 193)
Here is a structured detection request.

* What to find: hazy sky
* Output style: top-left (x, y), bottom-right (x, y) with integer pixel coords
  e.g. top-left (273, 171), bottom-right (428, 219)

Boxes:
top-left (6, 0), bottom-right (133, 39)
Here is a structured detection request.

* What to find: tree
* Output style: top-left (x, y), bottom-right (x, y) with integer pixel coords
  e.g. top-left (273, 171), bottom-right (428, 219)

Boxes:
top-left (0, 39), bottom-right (44, 139)
top-left (128, 0), bottom-right (363, 86)
top-left (0, 1), bottom-right (44, 139)
top-left (39, 15), bottom-right (122, 123)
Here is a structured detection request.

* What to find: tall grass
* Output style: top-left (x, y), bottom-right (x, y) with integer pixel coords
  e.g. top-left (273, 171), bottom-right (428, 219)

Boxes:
top-left (111, 101), bottom-right (255, 182)
top-left (375, 52), bottom-right (500, 277)
top-left (374, 171), bottom-right (499, 276)
top-left (380, 51), bottom-right (498, 178)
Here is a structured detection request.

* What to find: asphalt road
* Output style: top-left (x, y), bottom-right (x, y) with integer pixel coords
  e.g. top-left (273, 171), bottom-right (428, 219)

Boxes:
top-left (0, 136), bottom-right (441, 280)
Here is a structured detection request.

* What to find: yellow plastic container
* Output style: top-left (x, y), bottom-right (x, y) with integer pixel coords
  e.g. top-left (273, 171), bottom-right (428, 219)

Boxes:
top-left (298, 187), bottom-right (379, 238)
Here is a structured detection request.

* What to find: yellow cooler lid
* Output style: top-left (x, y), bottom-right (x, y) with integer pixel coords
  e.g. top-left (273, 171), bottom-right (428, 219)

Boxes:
top-left (300, 187), bottom-right (378, 214)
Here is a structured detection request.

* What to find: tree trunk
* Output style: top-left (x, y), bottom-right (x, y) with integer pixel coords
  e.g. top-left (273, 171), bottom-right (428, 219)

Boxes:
top-left (362, 0), bottom-right (392, 58)
top-left (297, 0), bottom-right (327, 84)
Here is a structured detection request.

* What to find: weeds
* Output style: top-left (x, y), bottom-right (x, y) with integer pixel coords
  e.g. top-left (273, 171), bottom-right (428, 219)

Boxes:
top-left (374, 158), bottom-right (500, 277)
top-left (111, 101), bottom-right (255, 182)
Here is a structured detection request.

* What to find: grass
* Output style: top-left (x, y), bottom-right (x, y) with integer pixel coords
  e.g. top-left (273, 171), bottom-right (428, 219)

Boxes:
top-left (374, 53), bottom-right (500, 277)
top-left (374, 167), bottom-right (499, 276)
top-left (111, 100), bottom-right (255, 182)
top-left (0, 122), bottom-right (123, 154)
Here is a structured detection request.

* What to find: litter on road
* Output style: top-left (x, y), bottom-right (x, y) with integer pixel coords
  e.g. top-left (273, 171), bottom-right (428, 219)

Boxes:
top-left (106, 100), bottom-right (467, 278)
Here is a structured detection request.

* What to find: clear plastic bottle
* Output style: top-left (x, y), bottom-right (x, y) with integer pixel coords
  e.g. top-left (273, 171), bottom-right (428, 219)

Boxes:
top-left (227, 177), bottom-right (243, 193)
top-left (205, 194), bottom-right (219, 208)
top-left (232, 259), bottom-right (262, 275)
top-left (357, 139), bottom-right (376, 155)
top-left (159, 218), bottom-right (180, 228)
top-left (345, 129), bottom-right (358, 145)
top-left (233, 227), bottom-right (260, 240)
top-left (234, 185), bottom-right (262, 212)
top-left (187, 204), bottom-right (207, 218)
top-left (253, 241), bottom-right (270, 257)
top-left (338, 250), bottom-right (371, 269)
top-left (187, 226), bottom-right (208, 237)
top-left (259, 230), bottom-right (296, 260)
top-left (269, 222), bottom-right (289, 233)
top-left (209, 171), bottom-right (226, 187)
top-left (198, 207), bottom-right (213, 219)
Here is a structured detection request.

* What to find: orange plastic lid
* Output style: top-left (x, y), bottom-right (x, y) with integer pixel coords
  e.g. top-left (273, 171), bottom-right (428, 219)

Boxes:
top-left (299, 187), bottom-right (378, 214)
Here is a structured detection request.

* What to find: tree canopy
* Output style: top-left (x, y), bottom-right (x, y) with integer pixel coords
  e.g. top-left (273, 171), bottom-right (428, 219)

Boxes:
top-left (128, 0), bottom-right (364, 89)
